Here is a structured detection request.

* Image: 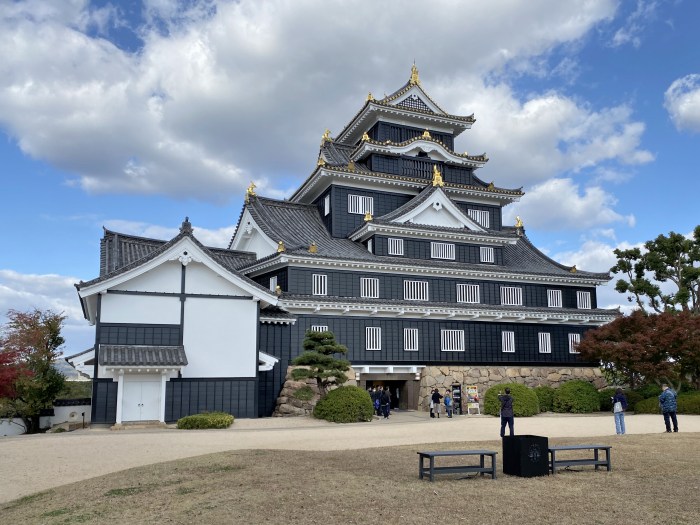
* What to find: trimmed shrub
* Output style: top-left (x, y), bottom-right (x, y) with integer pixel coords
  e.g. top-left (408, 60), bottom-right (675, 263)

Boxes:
top-left (635, 392), bottom-right (700, 415)
top-left (534, 386), bottom-right (555, 412)
top-left (625, 390), bottom-right (644, 411)
top-left (633, 383), bottom-right (662, 400)
top-left (598, 388), bottom-right (617, 412)
top-left (483, 383), bottom-right (539, 417)
top-left (634, 397), bottom-right (660, 414)
top-left (313, 386), bottom-right (373, 423)
top-left (177, 412), bottom-right (234, 429)
top-left (553, 380), bottom-right (600, 413)
top-left (293, 386), bottom-right (315, 401)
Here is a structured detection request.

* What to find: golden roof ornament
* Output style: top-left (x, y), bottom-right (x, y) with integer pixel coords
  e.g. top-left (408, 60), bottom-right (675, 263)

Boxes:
top-left (347, 160), bottom-right (355, 171)
top-left (308, 242), bottom-right (318, 254)
top-left (364, 211), bottom-right (373, 222)
top-left (409, 63), bottom-right (420, 85)
top-left (320, 129), bottom-right (331, 146)
top-left (570, 265), bottom-right (578, 273)
top-left (432, 165), bottom-right (444, 187)
top-left (422, 130), bottom-right (431, 139)
top-left (366, 92), bottom-right (374, 102)
top-left (361, 132), bottom-right (370, 142)
top-left (277, 241), bottom-right (286, 253)
top-left (245, 181), bottom-right (257, 203)
top-left (487, 181), bottom-right (495, 190)
top-left (515, 216), bottom-right (523, 228)
top-left (317, 157), bottom-right (326, 167)
top-left (275, 285), bottom-right (282, 296)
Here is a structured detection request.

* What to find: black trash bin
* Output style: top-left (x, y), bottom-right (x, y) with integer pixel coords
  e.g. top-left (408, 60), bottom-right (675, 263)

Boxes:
top-left (502, 435), bottom-right (549, 477)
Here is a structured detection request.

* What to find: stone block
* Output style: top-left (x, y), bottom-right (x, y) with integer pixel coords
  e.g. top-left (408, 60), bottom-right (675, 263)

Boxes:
top-left (506, 369), bottom-right (519, 378)
top-left (547, 373), bottom-right (561, 382)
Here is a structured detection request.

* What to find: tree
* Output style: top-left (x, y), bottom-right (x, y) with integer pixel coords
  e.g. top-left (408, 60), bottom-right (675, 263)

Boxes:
top-left (611, 226), bottom-right (700, 314)
top-left (291, 330), bottom-right (351, 396)
top-left (0, 309), bottom-right (67, 433)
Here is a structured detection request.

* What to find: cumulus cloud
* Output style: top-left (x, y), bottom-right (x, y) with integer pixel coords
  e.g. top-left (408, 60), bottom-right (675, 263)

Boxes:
top-left (102, 219), bottom-right (234, 247)
top-left (610, 0), bottom-right (658, 48)
top-left (664, 74), bottom-right (700, 133)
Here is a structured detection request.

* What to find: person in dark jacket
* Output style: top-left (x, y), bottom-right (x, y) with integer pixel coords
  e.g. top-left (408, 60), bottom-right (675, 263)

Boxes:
top-left (431, 389), bottom-right (443, 418)
top-left (659, 384), bottom-right (679, 433)
top-left (611, 387), bottom-right (628, 435)
top-left (380, 386), bottom-right (391, 419)
top-left (371, 387), bottom-right (381, 416)
top-left (498, 388), bottom-right (514, 437)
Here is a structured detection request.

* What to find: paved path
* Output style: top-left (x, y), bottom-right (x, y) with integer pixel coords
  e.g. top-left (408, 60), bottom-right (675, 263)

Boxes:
top-left (1, 411), bottom-right (698, 504)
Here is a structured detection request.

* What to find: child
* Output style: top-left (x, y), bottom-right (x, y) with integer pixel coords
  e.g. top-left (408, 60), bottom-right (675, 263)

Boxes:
top-left (444, 389), bottom-right (453, 418)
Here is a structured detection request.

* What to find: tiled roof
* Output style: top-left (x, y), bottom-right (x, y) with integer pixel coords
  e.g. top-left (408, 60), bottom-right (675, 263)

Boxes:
top-left (99, 345), bottom-right (188, 367)
top-left (260, 305), bottom-right (297, 320)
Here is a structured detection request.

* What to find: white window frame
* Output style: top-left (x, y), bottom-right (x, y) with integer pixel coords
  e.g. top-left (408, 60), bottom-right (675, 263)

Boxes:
top-left (547, 289), bottom-right (562, 308)
top-left (468, 209), bottom-right (490, 228)
top-left (502, 331), bottom-right (515, 353)
top-left (310, 325), bottom-right (328, 333)
top-left (367, 239), bottom-right (373, 253)
top-left (348, 194), bottom-right (373, 215)
top-left (568, 333), bottom-right (581, 354)
top-left (500, 286), bottom-right (523, 306)
top-left (403, 328), bottom-right (419, 352)
top-left (312, 274), bottom-right (327, 296)
top-left (441, 329), bottom-right (465, 352)
top-left (480, 246), bottom-right (494, 263)
top-left (538, 332), bottom-right (552, 354)
top-left (388, 237), bottom-right (404, 256)
top-left (269, 276), bottom-right (277, 292)
top-left (360, 277), bottom-right (379, 299)
top-left (404, 280), bottom-right (429, 301)
top-left (431, 241), bottom-right (455, 260)
top-left (323, 194), bottom-right (330, 216)
top-left (456, 283), bottom-right (480, 304)
top-left (577, 291), bottom-right (592, 309)
top-left (366, 327), bottom-right (381, 351)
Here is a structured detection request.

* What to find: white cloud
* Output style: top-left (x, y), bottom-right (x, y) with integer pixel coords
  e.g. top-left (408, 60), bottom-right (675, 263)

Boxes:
top-left (103, 219), bottom-right (234, 247)
top-left (610, 0), bottom-right (658, 48)
top-left (503, 178), bottom-right (635, 231)
top-left (664, 74), bottom-right (700, 133)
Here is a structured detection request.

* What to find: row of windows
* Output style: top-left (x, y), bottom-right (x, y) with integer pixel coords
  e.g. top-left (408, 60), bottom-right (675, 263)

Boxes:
top-left (386, 237), bottom-right (494, 263)
top-left (302, 274), bottom-right (592, 309)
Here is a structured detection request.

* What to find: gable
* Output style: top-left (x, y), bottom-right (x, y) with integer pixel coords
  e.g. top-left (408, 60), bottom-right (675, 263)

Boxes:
top-left (390, 188), bottom-right (485, 231)
top-left (229, 208), bottom-right (278, 259)
top-left (388, 85), bottom-right (445, 115)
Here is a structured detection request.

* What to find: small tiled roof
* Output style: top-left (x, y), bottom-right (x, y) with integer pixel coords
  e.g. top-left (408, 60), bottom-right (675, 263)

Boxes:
top-left (99, 345), bottom-right (188, 367)
top-left (260, 305), bottom-right (297, 321)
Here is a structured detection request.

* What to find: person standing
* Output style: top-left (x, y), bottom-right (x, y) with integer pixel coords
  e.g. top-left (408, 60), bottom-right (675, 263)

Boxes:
top-left (431, 388), bottom-right (443, 418)
top-left (444, 389), bottom-right (453, 418)
top-left (612, 388), bottom-right (628, 435)
top-left (380, 386), bottom-right (391, 419)
top-left (498, 388), bottom-right (514, 437)
top-left (659, 384), bottom-right (679, 433)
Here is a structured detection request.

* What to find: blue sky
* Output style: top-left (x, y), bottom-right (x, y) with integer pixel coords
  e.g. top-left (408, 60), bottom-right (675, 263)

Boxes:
top-left (1, 0), bottom-right (699, 355)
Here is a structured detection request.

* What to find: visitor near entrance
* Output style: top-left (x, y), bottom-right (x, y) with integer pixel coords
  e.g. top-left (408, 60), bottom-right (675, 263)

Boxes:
top-left (658, 384), bottom-right (679, 433)
top-left (380, 387), bottom-right (392, 419)
top-left (444, 389), bottom-right (453, 418)
top-left (611, 388), bottom-right (627, 435)
top-left (498, 388), bottom-right (514, 437)
top-left (431, 388), bottom-right (443, 418)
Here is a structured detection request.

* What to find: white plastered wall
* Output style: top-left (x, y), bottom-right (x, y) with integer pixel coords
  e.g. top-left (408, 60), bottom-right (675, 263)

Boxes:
top-left (185, 262), bottom-right (250, 296)
top-left (99, 294), bottom-right (181, 324)
top-left (112, 261), bottom-right (182, 293)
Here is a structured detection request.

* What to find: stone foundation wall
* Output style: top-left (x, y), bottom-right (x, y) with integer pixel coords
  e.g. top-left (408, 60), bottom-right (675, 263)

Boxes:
top-left (273, 366), bottom-right (356, 417)
top-left (419, 366), bottom-right (605, 411)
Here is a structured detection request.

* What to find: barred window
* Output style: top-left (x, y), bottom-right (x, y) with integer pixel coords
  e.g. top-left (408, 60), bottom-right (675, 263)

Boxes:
top-left (502, 331), bottom-right (515, 353)
top-left (441, 329), bottom-right (465, 352)
top-left (456, 283), bottom-right (480, 304)
top-left (500, 286), bottom-right (523, 306)
top-left (480, 247), bottom-right (495, 263)
top-left (269, 276), bottom-right (277, 292)
top-left (312, 274), bottom-right (327, 296)
top-left (324, 194), bottom-right (330, 216)
top-left (366, 327), bottom-right (381, 351)
top-left (468, 209), bottom-right (490, 228)
top-left (577, 291), bottom-right (592, 309)
top-left (348, 194), bottom-right (373, 215)
top-left (388, 238), bottom-right (404, 256)
top-left (404, 328), bottom-right (419, 352)
top-left (547, 289), bottom-right (562, 308)
top-left (569, 333), bottom-right (581, 354)
top-left (361, 277), bottom-right (379, 299)
top-left (404, 280), bottom-right (429, 301)
top-left (431, 242), bottom-right (455, 260)
top-left (538, 332), bottom-right (552, 354)
top-left (310, 325), bottom-right (328, 333)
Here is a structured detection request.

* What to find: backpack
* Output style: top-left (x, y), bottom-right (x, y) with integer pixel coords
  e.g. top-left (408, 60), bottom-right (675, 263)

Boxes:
top-left (374, 398), bottom-right (380, 409)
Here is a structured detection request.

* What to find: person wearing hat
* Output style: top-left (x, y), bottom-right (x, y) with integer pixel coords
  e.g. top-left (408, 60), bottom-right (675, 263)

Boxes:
top-left (498, 387), bottom-right (514, 437)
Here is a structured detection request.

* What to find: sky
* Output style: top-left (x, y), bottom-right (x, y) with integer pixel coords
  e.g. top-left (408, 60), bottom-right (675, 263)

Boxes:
top-left (1, 0), bottom-right (699, 356)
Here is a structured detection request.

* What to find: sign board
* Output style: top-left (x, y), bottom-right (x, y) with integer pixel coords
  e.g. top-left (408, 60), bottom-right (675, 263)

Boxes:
top-left (465, 385), bottom-right (480, 415)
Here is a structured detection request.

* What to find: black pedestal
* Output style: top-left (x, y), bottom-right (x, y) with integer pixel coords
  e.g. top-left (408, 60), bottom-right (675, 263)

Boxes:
top-left (502, 435), bottom-right (549, 477)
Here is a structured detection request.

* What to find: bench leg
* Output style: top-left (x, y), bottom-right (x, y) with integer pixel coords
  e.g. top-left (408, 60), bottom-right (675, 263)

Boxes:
top-left (606, 449), bottom-right (612, 472)
top-left (418, 455), bottom-right (424, 480)
top-left (550, 450), bottom-right (556, 474)
top-left (594, 449), bottom-right (599, 471)
top-left (429, 456), bottom-right (435, 482)
top-left (490, 454), bottom-right (497, 479)
top-left (479, 454), bottom-right (485, 477)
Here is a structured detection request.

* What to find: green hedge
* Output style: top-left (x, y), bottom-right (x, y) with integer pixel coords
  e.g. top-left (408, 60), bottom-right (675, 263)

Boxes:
top-left (313, 386), bottom-right (373, 423)
top-left (635, 392), bottom-right (700, 415)
top-left (534, 386), bottom-right (555, 412)
top-left (483, 383), bottom-right (539, 417)
top-left (553, 380), bottom-right (600, 413)
top-left (177, 412), bottom-right (234, 429)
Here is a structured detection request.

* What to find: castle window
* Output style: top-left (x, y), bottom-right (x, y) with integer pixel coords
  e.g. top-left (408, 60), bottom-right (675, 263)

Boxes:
top-left (388, 238), bottom-right (404, 256)
top-left (500, 286), bottom-right (523, 306)
top-left (312, 274), bottom-right (327, 296)
top-left (361, 277), bottom-right (379, 299)
top-left (404, 328), bottom-right (419, 352)
top-left (367, 239), bottom-right (373, 253)
top-left (431, 242), bottom-right (455, 260)
top-left (468, 209), bottom-right (490, 228)
top-left (456, 284), bottom-right (480, 304)
top-left (324, 194), bottom-right (330, 216)
top-left (569, 333), bottom-right (581, 354)
top-left (311, 325), bottom-right (328, 333)
top-left (269, 276), bottom-right (277, 292)
top-left (538, 332), bottom-right (551, 354)
top-left (404, 280), bottom-right (429, 301)
top-left (577, 291), bottom-right (592, 309)
top-left (366, 327), bottom-right (381, 351)
top-left (480, 247), bottom-right (494, 263)
top-left (441, 329), bottom-right (465, 352)
top-left (502, 331), bottom-right (515, 353)
top-left (547, 289), bottom-right (562, 308)
top-left (348, 194), bottom-right (373, 215)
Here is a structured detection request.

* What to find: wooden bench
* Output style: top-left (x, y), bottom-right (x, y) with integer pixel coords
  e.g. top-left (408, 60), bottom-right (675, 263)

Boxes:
top-left (548, 445), bottom-right (612, 474)
top-left (418, 450), bottom-right (497, 481)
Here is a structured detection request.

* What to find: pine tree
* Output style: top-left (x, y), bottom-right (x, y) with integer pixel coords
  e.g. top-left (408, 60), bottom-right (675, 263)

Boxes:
top-left (291, 330), bottom-right (350, 396)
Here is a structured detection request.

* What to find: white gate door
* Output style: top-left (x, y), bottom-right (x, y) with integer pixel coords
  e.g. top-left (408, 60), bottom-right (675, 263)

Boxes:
top-left (121, 380), bottom-right (161, 422)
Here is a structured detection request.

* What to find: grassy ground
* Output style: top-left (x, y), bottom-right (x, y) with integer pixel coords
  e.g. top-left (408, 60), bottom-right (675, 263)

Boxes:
top-left (2, 433), bottom-right (698, 524)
